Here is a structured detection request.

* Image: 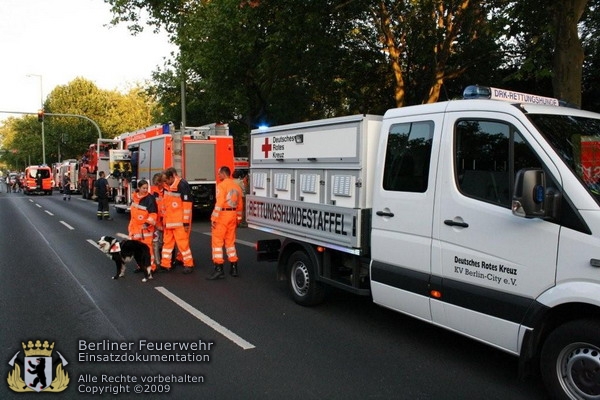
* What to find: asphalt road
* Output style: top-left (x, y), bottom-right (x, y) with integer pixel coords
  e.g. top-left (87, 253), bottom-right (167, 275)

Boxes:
top-left (0, 190), bottom-right (550, 399)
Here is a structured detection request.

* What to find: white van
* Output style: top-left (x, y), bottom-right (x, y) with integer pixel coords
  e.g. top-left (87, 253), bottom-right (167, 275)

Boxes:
top-left (250, 87), bottom-right (600, 400)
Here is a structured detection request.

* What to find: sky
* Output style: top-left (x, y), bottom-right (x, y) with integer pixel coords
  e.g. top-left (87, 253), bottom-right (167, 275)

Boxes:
top-left (0, 0), bottom-right (176, 123)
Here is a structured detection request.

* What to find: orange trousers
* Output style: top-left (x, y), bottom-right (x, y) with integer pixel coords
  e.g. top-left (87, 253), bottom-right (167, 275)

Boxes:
top-left (174, 225), bottom-right (191, 263)
top-left (211, 213), bottom-right (238, 265)
top-left (161, 226), bottom-right (193, 268)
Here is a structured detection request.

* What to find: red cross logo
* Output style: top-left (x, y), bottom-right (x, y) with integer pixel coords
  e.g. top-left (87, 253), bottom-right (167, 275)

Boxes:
top-left (261, 137), bottom-right (272, 158)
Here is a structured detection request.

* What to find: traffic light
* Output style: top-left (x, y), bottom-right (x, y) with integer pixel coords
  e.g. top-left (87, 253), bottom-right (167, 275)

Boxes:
top-left (37, 109), bottom-right (44, 122)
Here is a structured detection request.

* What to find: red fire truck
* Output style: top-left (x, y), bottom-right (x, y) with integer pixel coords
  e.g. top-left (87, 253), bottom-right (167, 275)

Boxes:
top-left (112, 122), bottom-right (240, 213)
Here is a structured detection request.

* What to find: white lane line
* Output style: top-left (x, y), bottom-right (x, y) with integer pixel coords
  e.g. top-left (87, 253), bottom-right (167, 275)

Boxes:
top-left (45, 210), bottom-right (54, 216)
top-left (87, 239), bottom-right (101, 250)
top-left (155, 286), bottom-right (256, 350)
top-left (60, 221), bottom-right (75, 230)
top-left (36, 203), bottom-right (42, 208)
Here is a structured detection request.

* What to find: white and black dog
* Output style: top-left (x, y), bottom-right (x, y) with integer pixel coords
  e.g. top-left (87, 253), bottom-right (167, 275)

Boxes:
top-left (97, 235), bottom-right (153, 282)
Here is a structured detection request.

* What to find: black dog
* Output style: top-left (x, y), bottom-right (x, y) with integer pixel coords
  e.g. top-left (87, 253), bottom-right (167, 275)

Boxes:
top-left (98, 235), bottom-right (153, 282)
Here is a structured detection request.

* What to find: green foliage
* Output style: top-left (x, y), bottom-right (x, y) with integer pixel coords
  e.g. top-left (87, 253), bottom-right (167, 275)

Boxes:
top-left (0, 77), bottom-right (157, 169)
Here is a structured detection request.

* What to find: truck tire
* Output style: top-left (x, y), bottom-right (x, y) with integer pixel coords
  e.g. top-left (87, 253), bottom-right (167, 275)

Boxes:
top-left (287, 250), bottom-right (325, 306)
top-left (540, 319), bottom-right (600, 400)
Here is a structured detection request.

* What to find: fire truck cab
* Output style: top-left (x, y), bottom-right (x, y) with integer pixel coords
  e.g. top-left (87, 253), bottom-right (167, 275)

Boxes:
top-left (113, 122), bottom-right (238, 214)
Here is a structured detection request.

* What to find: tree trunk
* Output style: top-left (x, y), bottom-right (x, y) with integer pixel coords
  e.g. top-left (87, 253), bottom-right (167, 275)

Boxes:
top-left (552, 0), bottom-right (587, 107)
top-left (376, 3), bottom-right (406, 108)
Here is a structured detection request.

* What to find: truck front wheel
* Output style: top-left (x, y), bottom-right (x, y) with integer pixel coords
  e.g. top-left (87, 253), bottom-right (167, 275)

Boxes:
top-left (287, 250), bottom-right (325, 306)
top-left (540, 319), bottom-right (600, 400)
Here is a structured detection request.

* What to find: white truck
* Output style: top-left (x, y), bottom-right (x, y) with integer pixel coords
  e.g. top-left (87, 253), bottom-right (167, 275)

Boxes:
top-left (249, 86), bottom-right (600, 400)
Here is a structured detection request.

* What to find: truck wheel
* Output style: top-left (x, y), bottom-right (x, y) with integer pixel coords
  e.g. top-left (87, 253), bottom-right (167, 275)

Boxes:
top-left (540, 319), bottom-right (600, 400)
top-left (287, 250), bottom-right (325, 306)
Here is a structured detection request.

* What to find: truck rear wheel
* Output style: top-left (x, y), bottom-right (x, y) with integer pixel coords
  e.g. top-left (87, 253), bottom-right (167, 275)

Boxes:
top-left (540, 319), bottom-right (600, 400)
top-left (287, 250), bottom-right (325, 306)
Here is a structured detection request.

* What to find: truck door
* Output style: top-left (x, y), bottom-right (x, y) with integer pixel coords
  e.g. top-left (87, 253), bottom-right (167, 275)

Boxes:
top-left (370, 114), bottom-right (443, 322)
top-left (433, 112), bottom-right (559, 353)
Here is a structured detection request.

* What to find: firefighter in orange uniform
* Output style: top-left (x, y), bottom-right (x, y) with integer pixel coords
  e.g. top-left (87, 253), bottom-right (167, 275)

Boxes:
top-left (160, 167), bottom-right (194, 274)
top-left (207, 166), bottom-right (243, 280)
top-left (128, 179), bottom-right (158, 269)
top-left (150, 173), bottom-right (165, 271)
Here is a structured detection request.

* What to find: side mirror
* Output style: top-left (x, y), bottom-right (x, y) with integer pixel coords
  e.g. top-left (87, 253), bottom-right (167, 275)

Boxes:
top-left (512, 168), bottom-right (559, 219)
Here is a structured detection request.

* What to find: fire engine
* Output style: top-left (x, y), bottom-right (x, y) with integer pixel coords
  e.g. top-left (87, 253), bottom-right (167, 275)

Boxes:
top-left (112, 122), bottom-right (240, 213)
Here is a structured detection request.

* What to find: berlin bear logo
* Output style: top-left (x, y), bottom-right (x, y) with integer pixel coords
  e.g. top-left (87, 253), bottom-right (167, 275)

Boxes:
top-left (6, 340), bottom-right (69, 393)
top-left (27, 357), bottom-right (48, 390)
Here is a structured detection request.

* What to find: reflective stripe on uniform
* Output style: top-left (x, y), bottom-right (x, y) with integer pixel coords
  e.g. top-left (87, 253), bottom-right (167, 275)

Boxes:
top-left (131, 203), bottom-right (147, 210)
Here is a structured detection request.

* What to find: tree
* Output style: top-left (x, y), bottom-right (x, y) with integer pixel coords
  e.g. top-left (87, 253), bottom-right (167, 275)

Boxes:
top-left (0, 116), bottom-right (45, 169)
top-left (553, 0), bottom-right (588, 106)
top-left (105, 0), bottom-right (598, 126)
top-left (361, 0), bottom-right (506, 106)
top-left (0, 78), bottom-right (157, 167)
top-left (43, 77), bottom-right (157, 162)
top-left (507, 0), bottom-right (589, 107)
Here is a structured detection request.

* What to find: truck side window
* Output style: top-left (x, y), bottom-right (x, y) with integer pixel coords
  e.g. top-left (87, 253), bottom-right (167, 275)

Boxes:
top-left (456, 119), bottom-right (541, 208)
top-left (382, 121), bottom-right (433, 192)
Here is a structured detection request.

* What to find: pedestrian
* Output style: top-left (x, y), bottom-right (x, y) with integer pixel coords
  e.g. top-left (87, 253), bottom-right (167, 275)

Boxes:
top-left (207, 166), bottom-right (243, 280)
top-left (150, 173), bottom-right (165, 271)
top-left (128, 179), bottom-right (158, 270)
top-left (93, 171), bottom-right (112, 220)
top-left (159, 167), bottom-right (194, 274)
top-left (62, 173), bottom-right (72, 201)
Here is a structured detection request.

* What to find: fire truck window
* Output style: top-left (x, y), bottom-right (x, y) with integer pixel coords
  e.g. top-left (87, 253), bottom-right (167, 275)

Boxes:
top-left (383, 121), bottom-right (434, 192)
top-left (455, 119), bottom-right (541, 208)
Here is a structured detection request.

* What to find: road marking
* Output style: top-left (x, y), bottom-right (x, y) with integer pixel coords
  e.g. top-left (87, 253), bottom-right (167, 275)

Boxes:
top-left (36, 203), bottom-right (42, 208)
top-left (87, 239), bottom-right (100, 248)
top-left (60, 221), bottom-right (75, 230)
top-left (155, 286), bottom-right (256, 350)
top-left (45, 210), bottom-right (54, 216)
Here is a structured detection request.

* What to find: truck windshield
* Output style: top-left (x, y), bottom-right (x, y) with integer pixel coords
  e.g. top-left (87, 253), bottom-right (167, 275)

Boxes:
top-left (528, 113), bottom-right (600, 202)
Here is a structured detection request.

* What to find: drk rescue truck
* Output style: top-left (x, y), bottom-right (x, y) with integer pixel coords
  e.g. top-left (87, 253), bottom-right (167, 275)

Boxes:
top-left (112, 122), bottom-right (237, 213)
top-left (250, 86), bottom-right (600, 400)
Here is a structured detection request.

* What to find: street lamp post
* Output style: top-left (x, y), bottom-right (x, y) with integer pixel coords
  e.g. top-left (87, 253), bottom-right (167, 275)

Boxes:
top-left (26, 74), bottom-right (45, 165)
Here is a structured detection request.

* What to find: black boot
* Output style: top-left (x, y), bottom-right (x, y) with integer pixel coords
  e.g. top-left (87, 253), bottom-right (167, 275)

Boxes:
top-left (207, 264), bottom-right (225, 280)
top-left (230, 262), bottom-right (239, 277)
